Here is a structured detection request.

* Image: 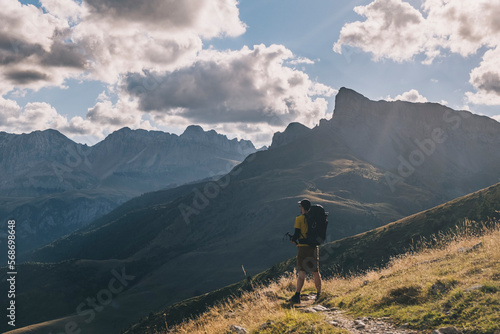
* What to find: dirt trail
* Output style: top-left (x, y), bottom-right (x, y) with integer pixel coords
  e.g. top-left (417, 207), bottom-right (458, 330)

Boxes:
top-left (294, 293), bottom-right (420, 334)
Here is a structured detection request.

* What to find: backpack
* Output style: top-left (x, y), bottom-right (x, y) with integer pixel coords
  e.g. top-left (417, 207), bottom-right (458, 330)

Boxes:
top-left (300, 204), bottom-right (328, 245)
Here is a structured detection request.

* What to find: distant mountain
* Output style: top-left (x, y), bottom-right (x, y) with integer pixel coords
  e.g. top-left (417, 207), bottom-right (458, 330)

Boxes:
top-left (0, 126), bottom-right (255, 196)
top-left (88, 125), bottom-right (256, 192)
top-left (4, 88), bottom-right (500, 334)
top-left (0, 126), bottom-right (256, 254)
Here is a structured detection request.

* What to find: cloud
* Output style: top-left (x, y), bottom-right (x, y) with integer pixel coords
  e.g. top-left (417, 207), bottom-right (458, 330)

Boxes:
top-left (84, 93), bottom-right (154, 132)
top-left (492, 115), bottom-right (500, 122)
top-left (82, 0), bottom-right (245, 38)
top-left (119, 44), bottom-right (336, 146)
top-left (0, 0), bottom-right (246, 91)
top-left (124, 44), bottom-right (336, 128)
top-left (68, 0), bottom-right (246, 83)
top-left (423, 0), bottom-right (500, 56)
top-left (466, 47), bottom-right (500, 105)
top-left (334, 0), bottom-right (500, 105)
top-left (0, 0), bottom-right (85, 93)
top-left (0, 92), bottom-right (155, 142)
top-left (0, 97), bottom-right (68, 133)
top-left (386, 89), bottom-right (428, 103)
top-left (333, 0), bottom-right (427, 62)
top-left (287, 57), bottom-right (316, 65)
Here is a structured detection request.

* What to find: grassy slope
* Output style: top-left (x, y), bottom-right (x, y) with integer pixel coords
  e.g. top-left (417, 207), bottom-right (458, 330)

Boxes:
top-left (156, 219), bottom-right (500, 334)
top-left (323, 222), bottom-right (500, 333)
top-left (124, 182), bottom-right (500, 333)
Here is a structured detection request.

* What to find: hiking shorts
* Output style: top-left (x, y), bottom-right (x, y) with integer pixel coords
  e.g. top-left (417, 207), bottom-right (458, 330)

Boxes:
top-left (296, 245), bottom-right (319, 272)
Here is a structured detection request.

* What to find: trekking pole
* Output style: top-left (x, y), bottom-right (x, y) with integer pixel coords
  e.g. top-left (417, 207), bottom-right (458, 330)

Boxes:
top-left (283, 232), bottom-right (293, 242)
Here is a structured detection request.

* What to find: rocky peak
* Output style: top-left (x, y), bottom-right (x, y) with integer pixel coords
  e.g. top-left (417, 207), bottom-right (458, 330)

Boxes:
top-left (324, 87), bottom-right (500, 197)
top-left (2, 129), bottom-right (76, 158)
top-left (180, 125), bottom-right (219, 143)
top-left (181, 125), bottom-right (205, 137)
top-left (270, 122), bottom-right (311, 149)
top-left (179, 125), bottom-right (256, 154)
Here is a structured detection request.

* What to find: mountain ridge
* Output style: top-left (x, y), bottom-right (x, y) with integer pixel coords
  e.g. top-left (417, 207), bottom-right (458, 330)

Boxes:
top-left (0, 125), bottom-right (257, 254)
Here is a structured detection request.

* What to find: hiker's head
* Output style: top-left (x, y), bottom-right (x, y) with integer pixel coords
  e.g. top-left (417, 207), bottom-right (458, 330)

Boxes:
top-left (298, 199), bottom-right (311, 213)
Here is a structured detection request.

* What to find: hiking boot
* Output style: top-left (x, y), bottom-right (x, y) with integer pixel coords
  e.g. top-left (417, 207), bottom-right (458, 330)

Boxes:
top-left (289, 293), bottom-right (301, 304)
top-left (315, 292), bottom-right (321, 301)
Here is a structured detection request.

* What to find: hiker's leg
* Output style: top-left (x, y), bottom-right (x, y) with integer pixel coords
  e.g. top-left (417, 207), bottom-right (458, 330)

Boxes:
top-left (312, 271), bottom-right (321, 293)
top-left (296, 270), bottom-right (306, 293)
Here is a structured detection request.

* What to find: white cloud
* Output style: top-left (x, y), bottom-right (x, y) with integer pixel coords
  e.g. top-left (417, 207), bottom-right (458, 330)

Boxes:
top-left (0, 92), bottom-right (155, 142)
top-left (40, 0), bottom-right (83, 21)
top-left (466, 47), bottom-right (500, 105)
top-left (333, 0), bottom-right (427, 62)
top-left (85, 94), bottom-right (154, 132)
top-left (123, 44), bottom-right (336, 145)
top-left (334, 0), bottom-right (500, 105)
top-left (386, 89), bottom-right (428, 103)
top-left (0, 97), bottom-right (69, 133)
top-left (69, 0), bottom-right (246, 83)
top-left (0, 0), bottom-right (247, 91)
top-left (423, 0), bottom-right (500, 56)
top-left (0, 0), bottom-right (85, 93)
top-left (0, 96), bottom-right (21, 123)
top-left (287, 56), bottom-right (315, 65)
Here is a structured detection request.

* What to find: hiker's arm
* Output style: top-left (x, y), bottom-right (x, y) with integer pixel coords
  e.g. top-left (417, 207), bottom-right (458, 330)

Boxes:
top-left (291, 228), bottom-right (301, 244)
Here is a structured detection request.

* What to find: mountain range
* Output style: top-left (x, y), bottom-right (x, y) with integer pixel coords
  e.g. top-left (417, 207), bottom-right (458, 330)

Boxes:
top-left (0, 126), bottom-right (256, 254)
top-left (1, 87), bottom-right (499, 333)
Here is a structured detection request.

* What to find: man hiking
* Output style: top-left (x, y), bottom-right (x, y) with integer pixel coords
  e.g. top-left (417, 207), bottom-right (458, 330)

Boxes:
top-left (289, 198), bottom-right (322, 304)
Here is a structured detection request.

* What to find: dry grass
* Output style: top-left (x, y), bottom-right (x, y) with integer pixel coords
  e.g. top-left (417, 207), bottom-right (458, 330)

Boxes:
top-left (164, 219), bottom-right (500, 333)
top-left (166, 275), bottom-right (295, 333)
top-left (323, 219), bottom-right (500, 333)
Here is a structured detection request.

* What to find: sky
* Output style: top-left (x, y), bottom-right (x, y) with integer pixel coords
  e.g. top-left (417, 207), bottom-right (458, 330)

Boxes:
top-left (1, 0), bottom-right (499, 147)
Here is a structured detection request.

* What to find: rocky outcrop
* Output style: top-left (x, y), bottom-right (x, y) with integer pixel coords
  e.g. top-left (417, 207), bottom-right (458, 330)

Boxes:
top-left (270, 122), bottom-right (311, 149)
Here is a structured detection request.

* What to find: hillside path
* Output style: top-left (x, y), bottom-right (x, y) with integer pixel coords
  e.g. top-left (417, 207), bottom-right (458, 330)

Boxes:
top-left (295, 293), bottom-right (420, 334)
